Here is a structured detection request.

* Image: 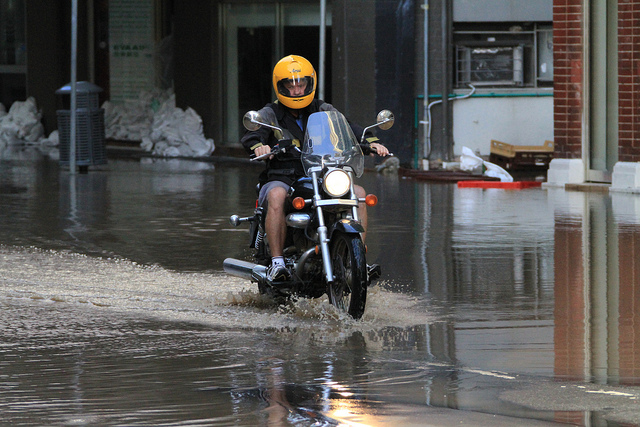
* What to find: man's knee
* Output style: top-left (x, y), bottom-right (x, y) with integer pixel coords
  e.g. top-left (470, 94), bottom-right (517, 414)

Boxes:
top-left (354, 185), bottom-right (366, 198)
top-left (266, 186), bottom-right (287, 214)
top-left (268, 186), bottom-right (287, 202)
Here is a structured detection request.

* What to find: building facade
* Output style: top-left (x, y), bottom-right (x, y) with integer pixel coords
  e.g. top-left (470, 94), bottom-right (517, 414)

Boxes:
top-left (2, 1), bottom-right (403, 158)
top-left (439, 0), bottom-right (554, 163)
top-left (1, 0), bottom-right (561, 169)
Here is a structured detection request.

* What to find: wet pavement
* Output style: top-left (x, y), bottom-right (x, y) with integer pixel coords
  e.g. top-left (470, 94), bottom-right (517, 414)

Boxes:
top-left (1, 146), bottom-right (640, 426)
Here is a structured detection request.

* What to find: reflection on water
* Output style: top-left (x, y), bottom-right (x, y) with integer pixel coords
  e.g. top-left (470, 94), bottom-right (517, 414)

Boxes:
top-left (551, 189), bottom-right (640, 387)
top-left (1, 151), bottom-right (640, 425)
top-left (0, 155), bottom-right (259, 271)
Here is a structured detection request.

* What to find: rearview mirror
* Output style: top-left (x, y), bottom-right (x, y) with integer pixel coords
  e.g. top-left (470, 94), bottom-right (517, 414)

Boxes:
top-left (243, 111), bottom-right (262, 132)
top-left (376, 110), bottom-right (394, 130)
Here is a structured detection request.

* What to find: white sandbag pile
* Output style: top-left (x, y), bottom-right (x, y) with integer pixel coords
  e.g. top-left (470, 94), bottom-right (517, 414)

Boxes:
top-left (39, 130), bottom-right (59, 147)
top-left (102, 89), bottom-right (215, 157)
top-left (102, 90), bottom-right (159, 141)
top-left (0, 90), bottom-right (214, 159)
top-left (0, 97), bottom-right (45, 146)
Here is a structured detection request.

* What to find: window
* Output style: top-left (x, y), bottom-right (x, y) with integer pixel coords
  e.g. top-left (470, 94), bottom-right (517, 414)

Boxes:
top-left (453, 23), bottom-right (552, 89)
top-left (0, 0), bottom-right (26, 67)
top-left (0, 0), bottom-right (26, 108)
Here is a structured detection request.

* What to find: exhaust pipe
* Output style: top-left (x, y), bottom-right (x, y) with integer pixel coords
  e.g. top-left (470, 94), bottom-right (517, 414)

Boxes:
top-left (223, 258), bottom-right (267, 283)
top-left (295, 247), bottom-right (317, 277)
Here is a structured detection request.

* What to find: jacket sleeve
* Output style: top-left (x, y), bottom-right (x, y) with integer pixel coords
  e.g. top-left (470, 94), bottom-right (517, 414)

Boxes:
top-left (359, 133), bottom-right (381, 155)
top-left (240, 126), bottom-right (271, 154)
top-left (239, 106), bottom-right (279, 154)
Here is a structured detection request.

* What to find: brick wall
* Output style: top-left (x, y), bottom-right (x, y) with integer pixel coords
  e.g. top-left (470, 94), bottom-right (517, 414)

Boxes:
top-left (618, 1), bottom-right (640, 163)
top-left (553, 0), bottom-right (584, 159)
top-left (554, 0), bottom-right (640, 162)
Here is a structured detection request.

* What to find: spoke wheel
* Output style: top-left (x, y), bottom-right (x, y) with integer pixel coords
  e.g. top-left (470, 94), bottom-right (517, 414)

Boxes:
top-left (328, 233), bottom-right (367, 319)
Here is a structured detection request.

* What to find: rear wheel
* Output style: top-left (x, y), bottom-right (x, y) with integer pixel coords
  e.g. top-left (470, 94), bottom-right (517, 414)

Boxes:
top-left (328, 233), bottom-right (367, 319)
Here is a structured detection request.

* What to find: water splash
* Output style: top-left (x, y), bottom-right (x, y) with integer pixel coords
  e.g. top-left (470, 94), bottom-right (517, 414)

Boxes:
top-left (0, 246), bottom-right (433, 335)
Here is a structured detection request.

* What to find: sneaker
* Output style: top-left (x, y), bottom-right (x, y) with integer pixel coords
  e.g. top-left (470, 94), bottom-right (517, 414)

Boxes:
top-left (266, 264), bottom-right (291, 283)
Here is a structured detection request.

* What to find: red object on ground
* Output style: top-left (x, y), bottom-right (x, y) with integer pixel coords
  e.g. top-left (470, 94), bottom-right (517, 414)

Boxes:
top-left (457, 181), bottom-right (542, 189)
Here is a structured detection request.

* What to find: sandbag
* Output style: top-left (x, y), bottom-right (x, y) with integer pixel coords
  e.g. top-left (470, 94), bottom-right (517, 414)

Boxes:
top-left (0, 97), bottom-right (45, 145)
top-left (102, 89), bottom-right (215, 158)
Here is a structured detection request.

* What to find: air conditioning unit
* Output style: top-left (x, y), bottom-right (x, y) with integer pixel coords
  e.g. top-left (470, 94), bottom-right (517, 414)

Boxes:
top-left (457, 45), bottom-right (524, 86)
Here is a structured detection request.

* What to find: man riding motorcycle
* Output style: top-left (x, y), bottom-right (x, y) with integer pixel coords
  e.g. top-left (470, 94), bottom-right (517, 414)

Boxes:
top-left (240, 55), bottom-right (389, 284)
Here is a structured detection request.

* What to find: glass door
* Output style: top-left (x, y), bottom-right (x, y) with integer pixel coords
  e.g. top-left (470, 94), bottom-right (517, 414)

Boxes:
top-left (222, 3), bottom-right (331, 143)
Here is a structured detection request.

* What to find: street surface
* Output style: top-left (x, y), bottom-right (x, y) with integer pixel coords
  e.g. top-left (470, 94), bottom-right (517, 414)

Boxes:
top-left (1, 148), bottom-right (639, 426)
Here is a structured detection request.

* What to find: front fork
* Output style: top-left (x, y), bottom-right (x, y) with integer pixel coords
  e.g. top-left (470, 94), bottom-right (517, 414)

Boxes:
top-left (349, 170), bottom-right (360, 222)
top-left (311, 170), bottom-right (334, 283)
top-left (312, 170), bottom-right (360, 284)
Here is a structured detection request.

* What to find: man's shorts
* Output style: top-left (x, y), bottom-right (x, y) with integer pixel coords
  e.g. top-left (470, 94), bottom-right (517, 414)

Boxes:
top-left (258, 181), bottom-right (290, 207)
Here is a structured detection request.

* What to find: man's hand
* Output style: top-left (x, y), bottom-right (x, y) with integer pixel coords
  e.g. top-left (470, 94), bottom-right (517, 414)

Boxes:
top-left (254, 145), bottom-right (273, 159)
top-left (370, 142), bottom-right (390, 157)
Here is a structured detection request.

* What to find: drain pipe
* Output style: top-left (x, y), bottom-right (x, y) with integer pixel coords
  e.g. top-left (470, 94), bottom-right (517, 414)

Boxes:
top-left (70, 0), bottom-right (78, 175)
top-left (318, 0), bottom-right (326, 100)
top-left (424, 84), bottom-right (476, 159)
top-left (441, 0), bottom-right (452, 160)
top-left (421, 0), bottom-right (429, 169)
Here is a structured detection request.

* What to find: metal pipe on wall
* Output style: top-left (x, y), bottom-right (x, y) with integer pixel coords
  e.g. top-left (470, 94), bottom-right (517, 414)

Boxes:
top-left (318, 0), bottom-right (326, 100)
top-left (70, 0), bottom-right (78, 175)
top-left (441, 0), bottom-right (452, 161)
top-left (422, 0), bottom-right (429, 167)
top-left (425, 84), bottom-right (475, 159)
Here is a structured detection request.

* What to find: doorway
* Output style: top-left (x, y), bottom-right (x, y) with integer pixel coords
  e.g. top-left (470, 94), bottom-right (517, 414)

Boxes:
top-left (586, 0), bottom-right (618, 183)
top-left (0, 0), bottom-right (26, 109)
top-left (222, 3), bottom-right (332, 144)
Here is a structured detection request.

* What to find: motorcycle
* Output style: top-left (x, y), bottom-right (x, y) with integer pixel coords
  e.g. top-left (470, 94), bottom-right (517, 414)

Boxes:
top-left (223, 109), bottom-right (394, 319)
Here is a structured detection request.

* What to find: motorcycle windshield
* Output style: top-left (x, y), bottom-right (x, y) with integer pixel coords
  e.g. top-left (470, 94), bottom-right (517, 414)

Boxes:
top-left (302, 111), bottom-right (364, 177)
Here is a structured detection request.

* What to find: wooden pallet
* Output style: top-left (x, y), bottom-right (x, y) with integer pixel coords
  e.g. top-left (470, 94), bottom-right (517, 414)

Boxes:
top-left (489, 139), bottom-right (554, 170)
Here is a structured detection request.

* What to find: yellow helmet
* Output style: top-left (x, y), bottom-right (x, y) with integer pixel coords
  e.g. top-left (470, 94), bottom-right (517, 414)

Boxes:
top-left (272, 55), bottom-right (316, 109)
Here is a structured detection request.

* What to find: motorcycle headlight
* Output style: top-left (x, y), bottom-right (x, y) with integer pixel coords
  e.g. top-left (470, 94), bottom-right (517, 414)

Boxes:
top-left (323, 169), bottom-right (351, 197)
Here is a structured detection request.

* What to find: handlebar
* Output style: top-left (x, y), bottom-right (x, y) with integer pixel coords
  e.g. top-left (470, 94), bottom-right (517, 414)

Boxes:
top-left (252, 143), bottom-right (392, 161)
top-left (369, 145), bottom-right (394, 157)
top-left (250, 140), bottom-right (300, 162)
top-left (250, 150), bottom-right (278, 162)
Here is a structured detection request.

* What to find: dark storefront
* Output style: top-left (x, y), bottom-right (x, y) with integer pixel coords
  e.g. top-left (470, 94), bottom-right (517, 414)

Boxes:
top-left (1, 0), bottom-right (419, 163)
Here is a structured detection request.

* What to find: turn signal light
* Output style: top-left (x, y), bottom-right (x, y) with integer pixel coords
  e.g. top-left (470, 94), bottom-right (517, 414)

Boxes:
top-left (292, 197), bottom-right (306, 210)
top-left (365, 194), bottom-right (378, 206)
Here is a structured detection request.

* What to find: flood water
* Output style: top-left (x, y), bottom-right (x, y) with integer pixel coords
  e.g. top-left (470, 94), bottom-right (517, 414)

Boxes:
top-left (1, 147), bottom-right (640, 426)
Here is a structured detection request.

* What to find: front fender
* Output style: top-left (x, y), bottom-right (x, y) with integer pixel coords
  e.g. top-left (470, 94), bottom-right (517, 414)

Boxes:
top-left (329, 218), bottom-right (365, 238)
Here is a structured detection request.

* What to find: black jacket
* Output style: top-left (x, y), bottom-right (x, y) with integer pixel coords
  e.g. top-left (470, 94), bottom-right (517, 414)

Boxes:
top-left (240, 99), bottom-right (374, 185)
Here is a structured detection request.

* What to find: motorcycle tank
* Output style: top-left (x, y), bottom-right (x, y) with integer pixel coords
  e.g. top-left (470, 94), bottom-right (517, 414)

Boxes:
top-left (290, 177), bottom-right (315, 199)
top-left (301, 111), bottom-right (364, 177)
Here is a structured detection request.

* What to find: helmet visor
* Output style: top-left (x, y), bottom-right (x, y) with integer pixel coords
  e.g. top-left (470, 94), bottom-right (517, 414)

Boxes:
top-left (276, 76), bottom-right (315, 99)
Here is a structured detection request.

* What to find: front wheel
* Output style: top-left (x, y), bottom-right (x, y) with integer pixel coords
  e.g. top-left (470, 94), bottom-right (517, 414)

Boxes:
top-left (328, 232), bottom-right (367, 319)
